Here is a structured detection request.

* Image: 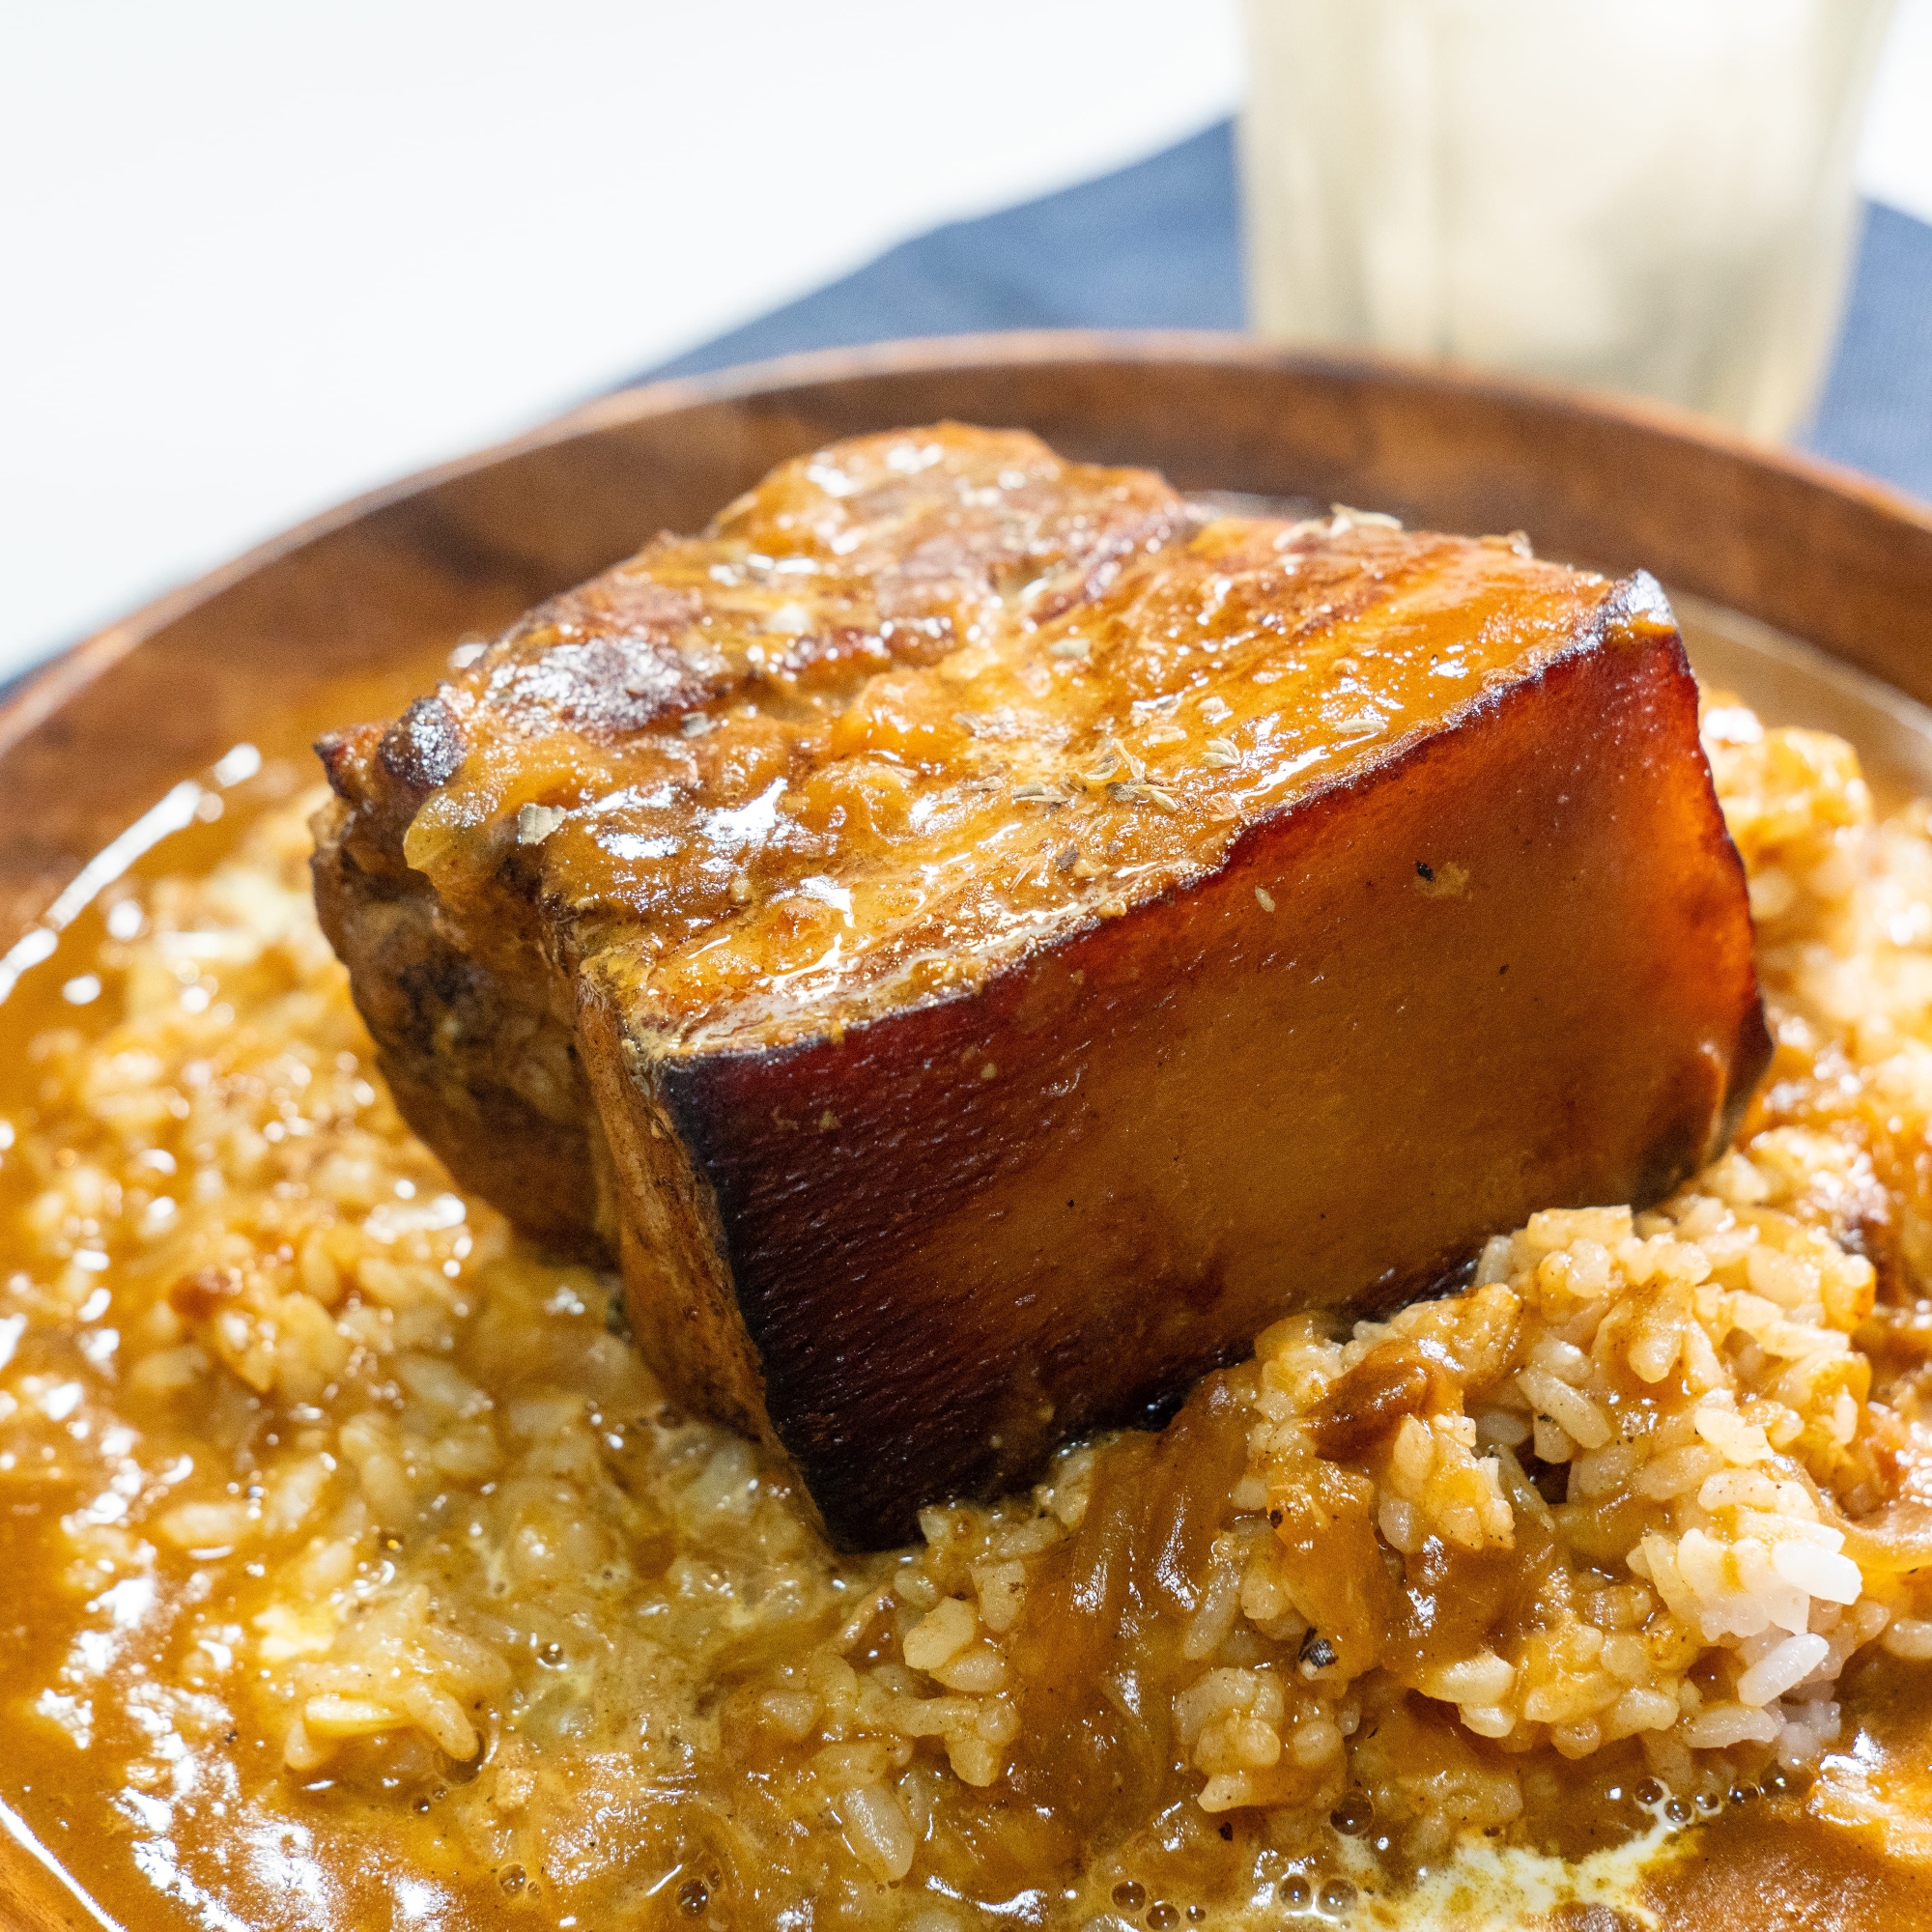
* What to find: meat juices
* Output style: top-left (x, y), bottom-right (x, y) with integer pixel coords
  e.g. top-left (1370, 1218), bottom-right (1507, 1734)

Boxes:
top-left (312, 424), bottom-right (1768, 1547)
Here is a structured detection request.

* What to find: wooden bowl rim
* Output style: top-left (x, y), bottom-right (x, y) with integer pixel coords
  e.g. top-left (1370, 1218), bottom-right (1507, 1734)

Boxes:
top-left (9, 327), bottom-right (1929, 769)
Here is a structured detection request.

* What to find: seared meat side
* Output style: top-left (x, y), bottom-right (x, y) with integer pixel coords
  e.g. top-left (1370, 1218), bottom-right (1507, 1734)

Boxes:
top-left (313, 423), bottom-right (1769, 1548)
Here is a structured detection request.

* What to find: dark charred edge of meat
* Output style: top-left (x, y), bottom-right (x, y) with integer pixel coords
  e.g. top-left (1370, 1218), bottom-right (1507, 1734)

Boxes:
top-left (378, 693), bottom-right (467, 795)
top-left (315, 727), bottom-right (432, 888)
top-left (316, 723), bottom-right (380, 801)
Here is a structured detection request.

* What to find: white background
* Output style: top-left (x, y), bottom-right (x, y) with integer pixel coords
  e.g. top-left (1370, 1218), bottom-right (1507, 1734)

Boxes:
top-left (4, 0), bottom-right (1930, 683)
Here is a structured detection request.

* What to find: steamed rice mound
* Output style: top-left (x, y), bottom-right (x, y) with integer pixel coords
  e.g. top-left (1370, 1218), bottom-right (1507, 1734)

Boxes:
top-left (3, 696), bottom-right (1932, 1926)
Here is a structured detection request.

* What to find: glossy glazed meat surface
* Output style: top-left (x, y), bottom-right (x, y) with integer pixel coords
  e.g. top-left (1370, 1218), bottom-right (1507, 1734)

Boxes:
top-left (313, 425), bottom-right (1769, 1546)
top-left (313, 427), bottom-right (1186, 1253)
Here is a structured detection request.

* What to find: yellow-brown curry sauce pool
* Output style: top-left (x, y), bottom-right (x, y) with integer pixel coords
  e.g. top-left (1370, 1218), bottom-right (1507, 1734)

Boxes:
top-left (3, 701), bottom-right (1932, 1930)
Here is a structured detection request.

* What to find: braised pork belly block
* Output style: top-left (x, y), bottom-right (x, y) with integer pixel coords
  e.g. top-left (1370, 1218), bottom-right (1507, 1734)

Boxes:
top-left (313, 424), bottom-right (1770, 1548)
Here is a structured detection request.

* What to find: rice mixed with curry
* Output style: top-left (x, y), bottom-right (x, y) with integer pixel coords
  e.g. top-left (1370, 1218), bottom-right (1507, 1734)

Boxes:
top-left (4, 696), bottom-right (1932, 1927)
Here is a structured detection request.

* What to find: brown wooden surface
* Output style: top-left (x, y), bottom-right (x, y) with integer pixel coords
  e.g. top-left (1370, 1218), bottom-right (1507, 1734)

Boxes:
top-left (0, 1814), bottom-right (102, 1932)
top-left (4, 333), bottom-right (1932, 1928)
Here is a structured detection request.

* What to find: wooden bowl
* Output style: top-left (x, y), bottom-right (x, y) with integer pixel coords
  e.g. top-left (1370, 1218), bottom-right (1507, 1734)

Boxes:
top-left (4, 334), bottom-right (1932, 1931)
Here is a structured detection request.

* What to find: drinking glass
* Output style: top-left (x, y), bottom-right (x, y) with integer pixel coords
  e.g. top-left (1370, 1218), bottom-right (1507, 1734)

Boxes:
top-left (1239, 0), bottom-right (1897, 440)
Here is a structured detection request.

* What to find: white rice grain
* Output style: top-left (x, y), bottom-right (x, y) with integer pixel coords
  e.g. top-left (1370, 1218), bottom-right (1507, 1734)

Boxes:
top-left (1736, 1633), bottom-right (1832, 1706)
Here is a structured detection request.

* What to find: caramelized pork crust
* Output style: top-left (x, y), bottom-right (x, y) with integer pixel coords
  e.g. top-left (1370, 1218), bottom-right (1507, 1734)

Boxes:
top-left (314, 424), bottom-right (1769, 1546)
top-left (314, 427), bottom-right (1187, 1252)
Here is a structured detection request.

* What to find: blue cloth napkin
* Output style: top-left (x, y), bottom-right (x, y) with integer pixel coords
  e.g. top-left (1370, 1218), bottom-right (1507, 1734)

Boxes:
top-left (643, 121), bottom-right (1932, 506)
